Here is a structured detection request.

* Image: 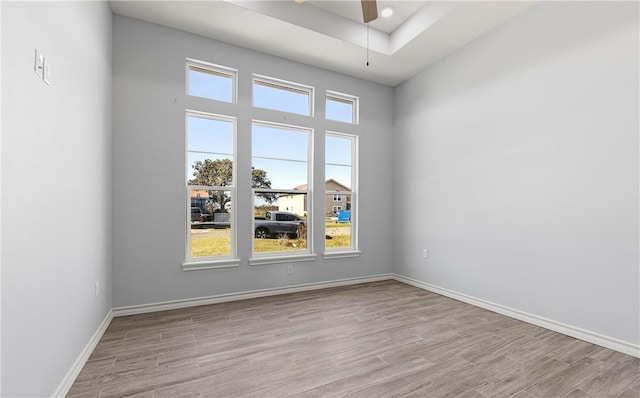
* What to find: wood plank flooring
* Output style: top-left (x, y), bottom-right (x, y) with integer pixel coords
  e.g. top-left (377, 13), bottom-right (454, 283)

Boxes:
top-left (67, 280), bottom-right (640, 398)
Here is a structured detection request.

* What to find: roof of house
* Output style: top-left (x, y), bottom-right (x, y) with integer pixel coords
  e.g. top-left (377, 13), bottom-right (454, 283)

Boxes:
top-left (291, 179), bottom-right (349, 191)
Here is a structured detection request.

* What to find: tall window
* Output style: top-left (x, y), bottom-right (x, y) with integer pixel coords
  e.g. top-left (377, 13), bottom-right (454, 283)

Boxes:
top-left (253, 75), bottom-right (314, 116)
top-left (185, 112), bottom-right (236, 265)
top-left (184, 57), bottom-right (362, 267)
top-left (325, 132), bottom-right (357, 253)
top-left (186, 59), bottom-right (237, 103)
top-left (325, 90), bottom-right (358, 124)
top-left (252, 121), bottom-right (311, 256)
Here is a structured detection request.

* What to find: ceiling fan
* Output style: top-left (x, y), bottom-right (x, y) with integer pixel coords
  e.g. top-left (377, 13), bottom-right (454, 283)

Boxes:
top-left (294, 0), bottom-right (378, 66)
top-left (294, 0), bottom-right (379, 24)
top-left (360, 0), bottom-right (378, 23)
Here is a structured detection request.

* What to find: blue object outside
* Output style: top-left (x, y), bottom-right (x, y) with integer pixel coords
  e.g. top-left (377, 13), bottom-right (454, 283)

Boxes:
top-left (338, 210), bottom-right (351, 223)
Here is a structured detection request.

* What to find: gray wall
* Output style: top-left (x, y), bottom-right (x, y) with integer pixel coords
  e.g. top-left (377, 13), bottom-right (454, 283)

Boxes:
top-left (1, 2), bottom-right (113, 396)
top-left (112, 16), bottom-right (394, 307)
top-left (394, 1), bottom-right (639, 346)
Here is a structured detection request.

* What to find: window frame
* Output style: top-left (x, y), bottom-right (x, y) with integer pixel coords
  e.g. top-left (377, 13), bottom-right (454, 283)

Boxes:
top-left (186, 58), bottom-right (238, 104)
top-left (183, 110), bottom-right (240, 270)
top-left (250, 120), bottom-right (316, 265)
top-left (252, 74), bottom-right (315, 117)
top-left (325, 90), bottom-right (359, 125)
top-left (324, 131), bottom-right (359, 258)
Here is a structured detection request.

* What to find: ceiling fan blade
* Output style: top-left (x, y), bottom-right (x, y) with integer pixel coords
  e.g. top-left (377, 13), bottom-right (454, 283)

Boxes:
top-left (361, 0), bottom-right (378, 23)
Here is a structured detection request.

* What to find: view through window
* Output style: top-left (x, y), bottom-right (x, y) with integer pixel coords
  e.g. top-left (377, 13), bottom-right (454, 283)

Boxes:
top-left (326, 91), bottom-right (358, 124)
top-left (187, 60), bottom-right (236, 103)
top-left (252, 121), bottom-right (311, 255)
top-left (186, 112), bottom-right (236, 261)
top-left (253, 76), bottom-right (313, 116)
top-left (325, 132), bottom-right (357, 251)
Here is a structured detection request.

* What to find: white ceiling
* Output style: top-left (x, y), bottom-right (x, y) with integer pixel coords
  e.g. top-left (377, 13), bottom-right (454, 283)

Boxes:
top-left (109, 0), bottom-right (537, 87)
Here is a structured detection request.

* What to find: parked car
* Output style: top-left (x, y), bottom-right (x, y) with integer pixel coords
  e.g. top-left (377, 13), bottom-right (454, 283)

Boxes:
top-left (255, 211), bottom-right (304, 239)
top-left (191, 207), bottom-right (212, 222)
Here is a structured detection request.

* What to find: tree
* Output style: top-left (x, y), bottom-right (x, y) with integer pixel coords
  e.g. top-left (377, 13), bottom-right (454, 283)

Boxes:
top-left (189, 159), bottom-right (276, 212)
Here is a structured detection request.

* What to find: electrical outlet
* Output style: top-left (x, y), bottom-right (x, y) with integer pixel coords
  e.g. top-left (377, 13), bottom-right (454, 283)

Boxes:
top-left (95, 281), bottom-right (100, 297)
top-left (422, 249), bottom-right (429, 260)
top-left (287, 265), bottom-right (294, 275)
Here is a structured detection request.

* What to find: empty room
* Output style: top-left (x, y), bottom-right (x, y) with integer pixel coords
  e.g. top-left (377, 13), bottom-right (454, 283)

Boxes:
top-left (1, 0), bottom-right (639, 397)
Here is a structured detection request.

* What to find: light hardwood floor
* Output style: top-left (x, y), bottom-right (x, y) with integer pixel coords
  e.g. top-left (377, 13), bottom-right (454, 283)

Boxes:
top-left (67, 280), bottom-right (640, 398)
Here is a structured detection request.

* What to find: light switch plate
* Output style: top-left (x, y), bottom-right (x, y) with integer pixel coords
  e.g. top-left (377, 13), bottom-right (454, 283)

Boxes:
top-left (43, 59), bottom-right (51, 85)
top-left (34, 50), bottom-right (44, 79)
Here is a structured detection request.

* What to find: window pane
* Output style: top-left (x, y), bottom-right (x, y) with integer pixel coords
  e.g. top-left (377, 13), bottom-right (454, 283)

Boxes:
top-left (326, 165), bottom-right (352, 189)
top-left (252, 158), bottom-right (307, 189)
top-left (254, 193), bottom-right (308, 254)
top-left (325, 193), bottom-right (352, 250)
top-left (325, 135), bottom-right (352, 166)
top-left (325, 133), bottom-right (356, 253)
top-left (326, 134), bottom-right (352, 192)
top-left (326, 96), bottom-right (354, 123)
top-left (252, 122), bottom-right (309, 189)
top-left (187, 154), bottom-right (234, 185)
top-left (252, 124), bottom-right (308, 162)
top-left (190, 189), bottom-right (232, 258)
top-left (187, 115), bottom-right (234, 185)
top-left (253, 80), bottom-right (311, 116)
top-left (188, 116), bottom-right (233, 155)
top-left (188, 66), bottom-right (234, 103)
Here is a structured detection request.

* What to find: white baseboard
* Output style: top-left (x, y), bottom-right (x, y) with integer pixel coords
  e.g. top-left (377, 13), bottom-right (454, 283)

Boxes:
top-left (392, 274), bottom-right (640, 358)
top-left (52, 309), bottom-right (114, 398)
top-left (113, 274), bottom-right (394, 317)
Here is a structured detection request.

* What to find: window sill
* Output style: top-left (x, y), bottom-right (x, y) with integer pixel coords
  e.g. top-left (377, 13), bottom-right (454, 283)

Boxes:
top-left (249, 253), bottom-right (317, 266)
top-left (182, 259), bottom-right (241, 271)
top-left (323, 250), bottom-right (361, 260)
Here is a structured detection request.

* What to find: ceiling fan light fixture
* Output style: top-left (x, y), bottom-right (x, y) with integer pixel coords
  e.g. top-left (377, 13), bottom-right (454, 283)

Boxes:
top-left (380, 6), bottom-right (394, 18)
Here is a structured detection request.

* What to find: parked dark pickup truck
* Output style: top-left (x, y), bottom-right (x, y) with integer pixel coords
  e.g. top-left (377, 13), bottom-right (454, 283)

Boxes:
top-left (255, 211), bottom-right (304, 239)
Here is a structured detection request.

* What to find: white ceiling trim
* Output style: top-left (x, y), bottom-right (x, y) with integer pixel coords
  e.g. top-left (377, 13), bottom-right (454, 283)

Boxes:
top-left (109, 1), bottom-right (538, 86)
top-left (390, 1), bottom-right (456, 54)
top-left (224, 0), bottom-right (456, 56)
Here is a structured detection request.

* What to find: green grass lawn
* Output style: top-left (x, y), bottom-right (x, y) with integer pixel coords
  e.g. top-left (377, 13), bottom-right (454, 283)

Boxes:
top-left (325, 222), bottom-right (351, 229)
top-left (191, 237), bottom-right (232, 257)
top-left (191, 232), bottom-right (352, 257)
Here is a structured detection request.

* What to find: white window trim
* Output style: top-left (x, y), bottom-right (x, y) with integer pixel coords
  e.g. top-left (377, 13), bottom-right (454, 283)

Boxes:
top-left (325, 131), bottom-right (358, 255)
top-left (252, 74), bottom-right (315, 117)
top-left (185, 111), bottom-right (239, 267)
top-left (182, 259), bottom-right (241, 271)
top-left (249, 254), bottom-right (317, 266)
top-left (186, 58), bottom-right (238, 104)
top-left (251, 120), bottom-right (314, 261)
top-left (323, 250), bottom-right (361, 260)
top-left (326, 90), bottom-right (359, 125)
